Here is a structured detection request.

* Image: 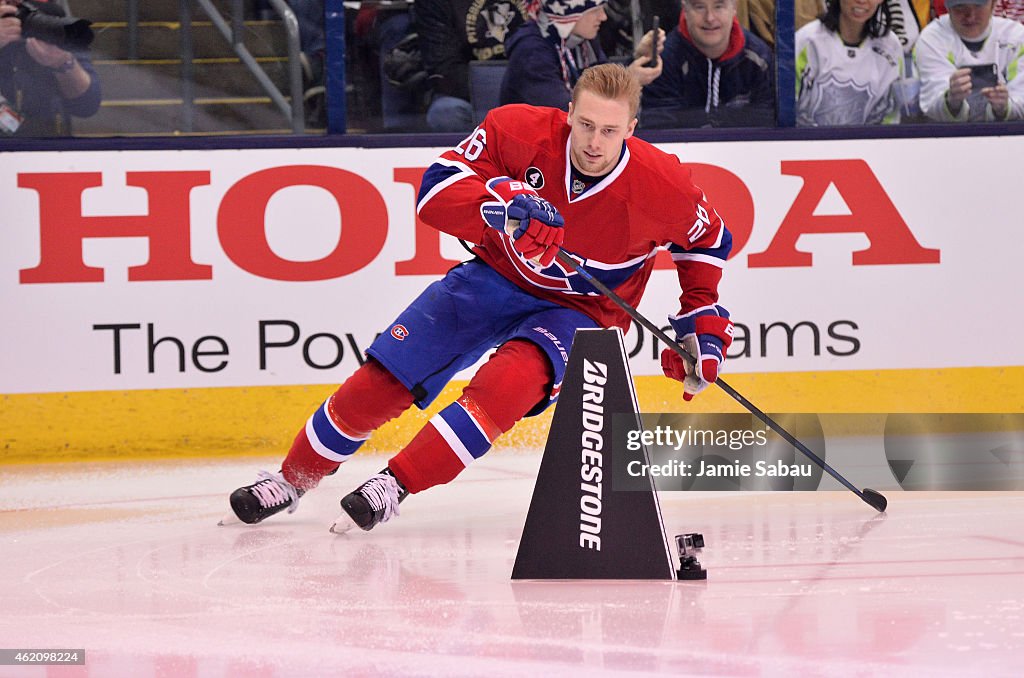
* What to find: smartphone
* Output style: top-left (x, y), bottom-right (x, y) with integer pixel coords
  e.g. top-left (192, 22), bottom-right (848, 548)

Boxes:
top-left (645, 15), bottom-right (660, 68)
top-left (968, 63), bottom-right (999, 91)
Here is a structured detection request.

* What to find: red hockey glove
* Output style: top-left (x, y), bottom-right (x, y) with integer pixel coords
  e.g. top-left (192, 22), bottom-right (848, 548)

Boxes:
top-left (661, 305), bottom-right (734, 401)
top-left (480, 177), bottom-right (565, 267)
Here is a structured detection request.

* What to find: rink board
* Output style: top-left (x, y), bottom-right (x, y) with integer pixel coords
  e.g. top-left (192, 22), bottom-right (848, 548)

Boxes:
top-left (3, 366), bottom-right (1021, 463)
top-left (2, 136), bottom-right (1022, 462)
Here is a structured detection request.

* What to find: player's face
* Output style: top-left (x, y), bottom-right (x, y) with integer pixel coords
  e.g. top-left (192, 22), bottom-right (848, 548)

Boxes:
top-left (683, 0), bottom-right (735, 58)
top-left (949, 1), bottom-right (994, 40)
top-left (566, 90), bottom-right (637, 176)
top-left (570, 5), bottom-right (608, 41)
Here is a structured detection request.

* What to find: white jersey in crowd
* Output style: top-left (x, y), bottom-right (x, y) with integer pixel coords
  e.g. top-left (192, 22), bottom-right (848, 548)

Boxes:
top-left (914, 15), bottom-right (1024, 122)
top-left (796, 20), bottom-right (904, 126)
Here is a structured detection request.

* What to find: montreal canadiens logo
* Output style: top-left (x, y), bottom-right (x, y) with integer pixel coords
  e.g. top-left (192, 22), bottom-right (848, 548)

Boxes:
top-left (390, 324), bottom-right (410, 341)
top-left (524, 166), bottom-right (544, 189)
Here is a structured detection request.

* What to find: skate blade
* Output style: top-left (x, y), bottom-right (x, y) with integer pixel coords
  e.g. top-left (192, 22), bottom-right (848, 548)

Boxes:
top-left (329, 513), bottom-right (357, 534)
top-left (218, 511), bottom-right (243, 526)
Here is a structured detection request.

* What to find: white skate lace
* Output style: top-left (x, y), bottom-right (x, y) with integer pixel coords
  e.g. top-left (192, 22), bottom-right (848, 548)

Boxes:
top-left (252, 470), bottom-right (300, 514)
top-left (362, 473), bottom-right (401, 523)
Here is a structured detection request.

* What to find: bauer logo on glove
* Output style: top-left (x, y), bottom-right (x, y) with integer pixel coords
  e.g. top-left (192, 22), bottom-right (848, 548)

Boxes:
top-left (661, 304), bottom-right (734, 401)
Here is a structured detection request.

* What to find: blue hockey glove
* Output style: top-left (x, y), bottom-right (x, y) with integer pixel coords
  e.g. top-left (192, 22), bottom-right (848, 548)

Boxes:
top-left (480, 177), bottom-right (565, 267)
top-left (661, 305), bottom-right (734, 401)
top-left (505, 194), bottom-right (565, 266)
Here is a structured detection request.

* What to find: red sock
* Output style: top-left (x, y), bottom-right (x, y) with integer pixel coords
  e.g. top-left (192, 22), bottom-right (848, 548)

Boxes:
top-left (389, 340), bottom-right (553, 493)
top-left (282, 359), bottom-right (414, 491)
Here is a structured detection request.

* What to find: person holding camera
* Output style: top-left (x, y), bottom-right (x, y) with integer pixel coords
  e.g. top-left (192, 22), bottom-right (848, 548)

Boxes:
top-left (915, 0), bottom-right (1024, 121)
top-left (500, 0), bottom-right (664, 110)
top-left (0, 0), bottom-right (100, 136)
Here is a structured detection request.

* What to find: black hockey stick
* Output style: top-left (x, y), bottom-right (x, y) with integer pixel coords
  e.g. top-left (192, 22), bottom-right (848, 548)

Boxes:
top-left (556, 249), bottom-right (887, 513)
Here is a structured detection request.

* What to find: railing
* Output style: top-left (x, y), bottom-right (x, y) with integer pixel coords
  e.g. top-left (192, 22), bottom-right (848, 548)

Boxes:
top-left (126, 0), bottom-right (138, 61)
top-left (120, 0), bottom-right (304, 133)
top-left (183, 0), bottom-right (304, 133)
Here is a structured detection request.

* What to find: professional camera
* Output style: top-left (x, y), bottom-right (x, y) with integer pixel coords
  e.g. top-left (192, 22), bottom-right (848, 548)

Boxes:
top-left (14, 0), bottom-right (93, 50)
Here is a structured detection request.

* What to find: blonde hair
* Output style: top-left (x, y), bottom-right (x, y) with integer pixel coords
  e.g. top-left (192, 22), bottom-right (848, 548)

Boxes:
top-left (571, 63), bottom-right (642, 119)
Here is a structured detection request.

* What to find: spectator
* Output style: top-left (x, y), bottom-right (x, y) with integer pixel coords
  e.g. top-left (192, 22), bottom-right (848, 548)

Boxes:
top-left (795, 0), bottom-right (903, 126)
top-left (500, 0), bottom-right (664, 109)
top-left (415, 0), bottom-right (528, 132)
top-left (917, 0), bottom-right (1024, 120)
top-left (641, 0), bottom-right (775, 128)
top-left (916, 0), bottom-right (1024, 120)
top-left (0, 0), bottom-right (100, 136)
top-left (935, 0), bottom-right (1024, 23)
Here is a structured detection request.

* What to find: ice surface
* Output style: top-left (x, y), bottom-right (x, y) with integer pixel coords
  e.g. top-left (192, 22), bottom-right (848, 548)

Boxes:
top-left (1, 454), bottom-right (1022, 677)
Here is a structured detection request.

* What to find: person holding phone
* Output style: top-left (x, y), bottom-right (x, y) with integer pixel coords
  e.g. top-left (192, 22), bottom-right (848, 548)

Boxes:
top-left (640, 0), bottom-right (775, 128)
top-left (500, 0), bottom-right (665, 110)
top-left (915, 0), bottom-right (1024, 121)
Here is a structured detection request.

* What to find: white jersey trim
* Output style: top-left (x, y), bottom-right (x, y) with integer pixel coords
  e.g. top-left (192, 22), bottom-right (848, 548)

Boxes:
top-left (431, 414), bottom-right (476, 468)
top-left (586, 249), bottom-right (657, 270)
top-left (672, 252), bottom-right (726, 268)
top-left (306, 416), bottom-right (350, 463)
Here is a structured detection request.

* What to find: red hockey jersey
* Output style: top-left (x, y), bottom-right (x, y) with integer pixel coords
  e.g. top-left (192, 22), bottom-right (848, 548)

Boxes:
top-left (416, 104), bottom-right (731, 331)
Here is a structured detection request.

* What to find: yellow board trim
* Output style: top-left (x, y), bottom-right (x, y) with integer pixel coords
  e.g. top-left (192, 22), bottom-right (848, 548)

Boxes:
top-left (2, 366), bottom-right (1021, 465)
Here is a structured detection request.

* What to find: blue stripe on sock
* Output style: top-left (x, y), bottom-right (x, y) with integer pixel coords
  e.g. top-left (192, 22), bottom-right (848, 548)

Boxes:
top-left (309, 400), bottom-right (365, 458)
top-left (439, 402), bottom-right (492, 460)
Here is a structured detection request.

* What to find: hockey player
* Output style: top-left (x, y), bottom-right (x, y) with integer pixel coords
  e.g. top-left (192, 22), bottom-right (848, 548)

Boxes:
top-left (222, 63), bottom-right (735, 533)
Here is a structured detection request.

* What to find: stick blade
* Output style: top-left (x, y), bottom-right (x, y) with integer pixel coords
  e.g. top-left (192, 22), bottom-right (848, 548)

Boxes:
top-left (861, 488), bottom-right (887, 513)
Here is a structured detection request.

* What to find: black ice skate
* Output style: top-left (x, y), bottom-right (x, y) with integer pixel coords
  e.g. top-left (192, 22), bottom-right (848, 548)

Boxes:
top-left (330, 468), bottom-right (408, 533)
top-left (220, 471), bottom-right (304, 525)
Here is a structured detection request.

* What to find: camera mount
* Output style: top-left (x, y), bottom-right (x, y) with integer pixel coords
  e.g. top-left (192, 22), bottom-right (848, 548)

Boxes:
top-left (675, 533), bottom-right (707, 580)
